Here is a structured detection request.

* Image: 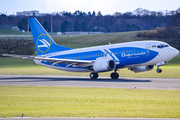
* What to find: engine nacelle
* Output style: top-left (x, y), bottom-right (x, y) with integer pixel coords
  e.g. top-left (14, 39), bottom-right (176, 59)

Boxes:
top-left (130, 65), bottom-right (154, 73)
top-left (93, 59), bottom-right (116, 73)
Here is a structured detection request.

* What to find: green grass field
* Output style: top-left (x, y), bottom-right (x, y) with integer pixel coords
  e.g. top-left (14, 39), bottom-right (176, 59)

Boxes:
top-left (0, 29), bottom-right (25, 35)
top-left (0, 86), bottom-right (180, 118)
top-left (53, 31), bottom-right (158, 48)
top-left (1, 31), bottom-right (158, 48)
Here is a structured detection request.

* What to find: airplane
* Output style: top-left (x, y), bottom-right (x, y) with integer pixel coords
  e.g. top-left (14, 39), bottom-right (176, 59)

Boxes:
top-left (3, 18), bottom-right (179, 79)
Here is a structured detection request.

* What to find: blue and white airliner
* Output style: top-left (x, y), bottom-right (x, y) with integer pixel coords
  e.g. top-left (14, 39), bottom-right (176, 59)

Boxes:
top-left (3, 18), bottom-right (179, 79)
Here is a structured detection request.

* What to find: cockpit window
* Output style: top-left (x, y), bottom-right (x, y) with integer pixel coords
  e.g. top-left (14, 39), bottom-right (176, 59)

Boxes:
top-left (157, 44), bottom-right (169, 48)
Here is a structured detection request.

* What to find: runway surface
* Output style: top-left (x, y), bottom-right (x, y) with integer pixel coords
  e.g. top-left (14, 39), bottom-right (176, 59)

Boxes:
top-left (0, 75), bottom-right (180, 90)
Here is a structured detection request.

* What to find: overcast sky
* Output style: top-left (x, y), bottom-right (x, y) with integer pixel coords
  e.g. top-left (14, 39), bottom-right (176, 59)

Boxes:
top-left (0, 0), bottom-right (180, 15)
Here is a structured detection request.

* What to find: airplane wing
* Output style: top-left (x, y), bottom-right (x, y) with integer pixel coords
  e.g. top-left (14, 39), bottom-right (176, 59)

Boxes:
top-left (2, 54), bottom-right (93, 67)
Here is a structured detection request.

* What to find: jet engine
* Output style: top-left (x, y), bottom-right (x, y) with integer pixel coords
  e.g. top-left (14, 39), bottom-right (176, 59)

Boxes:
top-left (130, 65), bottom-right (154, 73)
top-left (93, 59), bottom-right (116, 73)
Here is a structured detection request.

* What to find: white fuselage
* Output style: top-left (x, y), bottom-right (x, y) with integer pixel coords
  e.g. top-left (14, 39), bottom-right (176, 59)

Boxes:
top-left (34, 40), bottom-right (179, 72)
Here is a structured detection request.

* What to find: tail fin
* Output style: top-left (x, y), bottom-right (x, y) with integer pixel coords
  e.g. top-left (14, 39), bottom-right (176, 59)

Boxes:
top-left (28, 18), bottom-right (72, 56)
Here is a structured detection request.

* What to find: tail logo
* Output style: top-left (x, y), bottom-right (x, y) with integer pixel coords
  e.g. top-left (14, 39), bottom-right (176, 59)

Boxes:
top-left (37, 34), bottom-right (51, 53)
top-left (38, 39), bottom-right (50, 48)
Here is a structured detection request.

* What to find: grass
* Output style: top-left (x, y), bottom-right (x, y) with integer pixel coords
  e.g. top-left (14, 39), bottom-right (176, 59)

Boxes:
top-left (0, 29), bottom-right (25, 35)
top-left (0, 86), bottom-right (180, 118)
top-left (0, 30), bottom-right (177, 49)
top-left (0, 31), bottom-right (158, 48)
top-left (53, 31), bottom-right (157, 49)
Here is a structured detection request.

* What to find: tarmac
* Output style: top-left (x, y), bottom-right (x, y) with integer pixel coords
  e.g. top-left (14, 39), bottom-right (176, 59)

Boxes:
top-left (0, 75), bottom-right (180, 90)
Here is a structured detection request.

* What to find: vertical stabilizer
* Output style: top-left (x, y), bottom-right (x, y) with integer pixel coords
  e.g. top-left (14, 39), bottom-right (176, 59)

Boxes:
top-left (28, 18), bottom-right (72, 56)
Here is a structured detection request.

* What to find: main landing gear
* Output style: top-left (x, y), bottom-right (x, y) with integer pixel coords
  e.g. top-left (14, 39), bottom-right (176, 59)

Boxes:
top-left (110, 69), bottom-right (119, 79)
top-left (90, 72), bottom-right (99, 79)
top-left (110, 73), bottom-right (119, 79)
top-left (90, 71), bottom-right (119, 79)
top-left (156, 66), bottom-right (162, 73)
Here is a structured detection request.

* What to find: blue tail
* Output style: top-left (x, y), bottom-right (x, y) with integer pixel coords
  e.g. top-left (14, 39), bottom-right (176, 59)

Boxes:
top-left (28, 18), bottom-right (72, 56)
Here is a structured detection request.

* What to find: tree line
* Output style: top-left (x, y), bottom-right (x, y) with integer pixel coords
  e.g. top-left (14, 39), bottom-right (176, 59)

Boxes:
top-left (0, 8), bottom-right (176, 32)
top-left (137, 8), bottom-right (180, 50)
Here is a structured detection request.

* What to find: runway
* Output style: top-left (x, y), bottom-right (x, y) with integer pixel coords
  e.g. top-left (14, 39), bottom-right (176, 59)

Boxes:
top-left (0, 75), bottom-right (180, 90)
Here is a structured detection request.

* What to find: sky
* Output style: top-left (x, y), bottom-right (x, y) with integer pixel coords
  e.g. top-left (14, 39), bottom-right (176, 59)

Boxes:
top-left (0, 0), bottom-right (180, 15)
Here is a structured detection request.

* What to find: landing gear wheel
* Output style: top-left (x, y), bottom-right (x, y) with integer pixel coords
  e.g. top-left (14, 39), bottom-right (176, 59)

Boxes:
top-left (156, 66), bottom-right (162, 73)
top-left (156, 68), bottom-right (162, 73)
top-left (110, 73), bottom-right (119, 79)
top-left (90, 72), bottom-right (98, 79)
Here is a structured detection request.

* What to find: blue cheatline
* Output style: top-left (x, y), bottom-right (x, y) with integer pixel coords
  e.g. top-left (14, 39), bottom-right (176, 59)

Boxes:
top-left (28, 18), bottom-right (72, 56)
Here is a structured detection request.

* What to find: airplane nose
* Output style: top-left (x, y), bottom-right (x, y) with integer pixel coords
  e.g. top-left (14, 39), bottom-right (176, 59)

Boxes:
top-left (170, 47), bottom-right (179, 58)
top-left (161, 47), bottom-right (179, 62)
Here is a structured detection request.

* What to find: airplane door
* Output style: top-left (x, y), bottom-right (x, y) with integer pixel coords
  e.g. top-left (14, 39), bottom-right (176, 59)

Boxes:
top-left (145, 44), bottom-right (151, 53)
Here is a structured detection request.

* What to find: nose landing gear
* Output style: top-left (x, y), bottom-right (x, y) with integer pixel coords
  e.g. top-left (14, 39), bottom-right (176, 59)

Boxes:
top-left (156, 61), bottom-right (168, 73)
top-left (156, 67), bottom-right (162, 73)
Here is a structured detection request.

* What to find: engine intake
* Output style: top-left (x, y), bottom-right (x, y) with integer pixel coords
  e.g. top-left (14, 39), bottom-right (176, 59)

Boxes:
top-left (130, 65), bottom-right (154, 73)
top-left (93, 59), bottom-right (116, 73)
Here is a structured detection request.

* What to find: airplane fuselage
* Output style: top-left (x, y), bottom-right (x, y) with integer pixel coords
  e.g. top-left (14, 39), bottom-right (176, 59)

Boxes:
top-left (34, 40), bottom-right (178, 72)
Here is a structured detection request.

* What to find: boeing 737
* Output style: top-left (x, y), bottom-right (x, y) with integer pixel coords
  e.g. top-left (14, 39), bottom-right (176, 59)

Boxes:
top-left (3, 18), bottom-right (179, 79)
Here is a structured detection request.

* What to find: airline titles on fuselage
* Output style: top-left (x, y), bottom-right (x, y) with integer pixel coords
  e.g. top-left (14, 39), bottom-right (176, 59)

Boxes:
top-left (121, 51), bottom-right (146, 57)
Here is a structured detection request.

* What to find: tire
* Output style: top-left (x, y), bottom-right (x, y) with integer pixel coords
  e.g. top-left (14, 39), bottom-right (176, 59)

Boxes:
top-left (156, 69), bottom-right (162, 73)
top-left (111, 73), bottom-right (119, 79)
top-left (114, 73), bottom-right (119, 79)
top-left (94, 73), bottom-right (99, 79)
top-left (90, 72), bottom-right (98, 79)
top-left (90, 73), bottom-right (94, 79)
